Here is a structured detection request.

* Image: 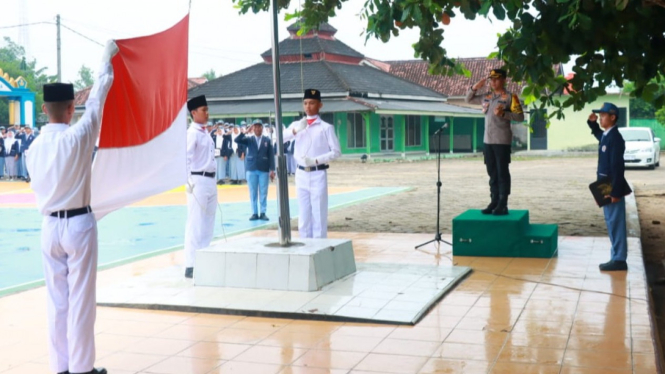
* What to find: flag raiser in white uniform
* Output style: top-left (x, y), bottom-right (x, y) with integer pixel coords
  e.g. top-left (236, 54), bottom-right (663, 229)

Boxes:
top-left (26, 55), bottom-right (115, 373)
top-left (184, 120), bottom-right (218, 271)
top-left (283, 115), bottom-right (341, 238)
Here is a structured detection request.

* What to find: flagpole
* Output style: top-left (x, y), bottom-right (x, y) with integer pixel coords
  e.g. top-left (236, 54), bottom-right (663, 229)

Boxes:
top-left (270, 0), bottom-right (292, 245)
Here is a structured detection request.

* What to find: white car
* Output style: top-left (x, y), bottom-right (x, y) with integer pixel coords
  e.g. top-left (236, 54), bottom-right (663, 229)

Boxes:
top-left (619, 127), bottom-right (661, 169)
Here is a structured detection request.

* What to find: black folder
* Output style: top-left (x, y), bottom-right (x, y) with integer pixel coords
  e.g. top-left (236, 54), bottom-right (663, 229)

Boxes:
top-left (589, 177), bottom-right (612, 207)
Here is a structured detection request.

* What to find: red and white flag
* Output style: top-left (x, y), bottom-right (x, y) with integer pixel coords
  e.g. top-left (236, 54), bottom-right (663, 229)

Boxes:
top-left (91, 15), bottom-right (189, 219)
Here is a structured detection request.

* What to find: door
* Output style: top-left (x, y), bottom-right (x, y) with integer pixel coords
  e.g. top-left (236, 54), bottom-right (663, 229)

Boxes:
top-left (529, 110), bottom-right (548, 150)
top-left (380, 115), bottom-right (394, 151)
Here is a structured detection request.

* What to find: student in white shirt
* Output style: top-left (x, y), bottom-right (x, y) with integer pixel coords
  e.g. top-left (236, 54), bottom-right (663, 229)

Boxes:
top-left (26, 40), bottom-right (117, 374)
top-left (283, 89), bottom-right (341, 238)
top-left (184, 95), bottom-right (217, 279)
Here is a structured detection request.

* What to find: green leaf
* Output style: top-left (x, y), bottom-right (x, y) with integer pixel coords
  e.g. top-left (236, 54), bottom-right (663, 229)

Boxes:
top-left (478, 0), bottom-right (492, 16)
top-left (615, 0), bottom-right (629, 10)
top-left (413, 6), bottom-right (423, 23)
top-left (492, 4), bottom-right (506, 20)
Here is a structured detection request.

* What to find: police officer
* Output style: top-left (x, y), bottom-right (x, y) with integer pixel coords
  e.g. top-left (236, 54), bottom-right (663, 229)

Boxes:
top-left (465, 69), bottom-right (524, 215)
top-left (184, 95), bottom-right (218, 279)
top-left (283, 89), bottom-right (342, 238)
top-left (587, 103), bottom-right (632, 271)
top-left (26, 40), bottom-right (116, 374)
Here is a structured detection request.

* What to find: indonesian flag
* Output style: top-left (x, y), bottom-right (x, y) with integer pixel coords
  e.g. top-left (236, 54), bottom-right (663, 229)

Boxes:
top-left (91, 15), bottom-right (189, 220)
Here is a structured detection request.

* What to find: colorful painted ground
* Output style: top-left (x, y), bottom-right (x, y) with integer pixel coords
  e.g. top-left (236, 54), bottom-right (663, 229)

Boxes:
top-left (0, 182), bottom-right (407, 295)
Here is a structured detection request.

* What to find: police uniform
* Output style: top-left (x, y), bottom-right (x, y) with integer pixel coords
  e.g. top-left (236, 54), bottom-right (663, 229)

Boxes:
top-left (184, 95), bottom-right (218, 278)
top-left (588, 103), bottom-right (632, 271)
top-left (26, 41), bottom-right (115, 374)
top-left (465, 69), bottom-right (524, 215)
top-left (283, 89), bottom-right (342, 238)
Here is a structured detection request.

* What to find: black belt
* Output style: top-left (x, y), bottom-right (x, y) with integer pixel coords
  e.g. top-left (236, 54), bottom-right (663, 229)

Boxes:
top-left (50, 206), bottom-right (92, 219)
top-left (191, 171), bottom-right (216, 178)
top-left (298, 164), bottom-right (329, 172)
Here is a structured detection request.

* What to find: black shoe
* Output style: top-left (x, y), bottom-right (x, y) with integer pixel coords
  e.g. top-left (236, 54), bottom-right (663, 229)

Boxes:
top-left (492, 195), bottom-right (509, 216)
top-left (185, 267), bottom-right (194, 278)
top-left (217, 180), bottom-right (225, 185)
top-left (481, 194), bottom-right (498, 215)
top-left (259, 213), bottom-right (269, 221)
top-left (249, 214), bottom-right (259, 221)
top-left (70, 369), bottom-right (108, 374)
top-left (599, 261), bottom-right (628, 271)
top-left (57, 371), bottom-right (69, 374)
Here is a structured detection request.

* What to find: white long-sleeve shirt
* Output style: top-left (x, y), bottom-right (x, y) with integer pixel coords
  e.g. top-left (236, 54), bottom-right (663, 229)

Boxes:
top-left (186, 122), bottom-right (216, 174)
top-left (26, 62), bottom-right (114, 216)
top-left (283, 116), bottom-right (341, 165)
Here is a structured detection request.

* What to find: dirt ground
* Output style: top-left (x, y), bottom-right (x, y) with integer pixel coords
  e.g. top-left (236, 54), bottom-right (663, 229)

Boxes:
top-left (320, 153), bottom-right (665, 360)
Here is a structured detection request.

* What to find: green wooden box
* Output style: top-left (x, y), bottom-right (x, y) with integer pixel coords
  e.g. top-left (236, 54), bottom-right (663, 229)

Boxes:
top-left (520, 224), bottom-right (558, 258)
top-left (452, 209), bottom-right (558, 258)
top-left (452, 210), bottom-right (529, 257)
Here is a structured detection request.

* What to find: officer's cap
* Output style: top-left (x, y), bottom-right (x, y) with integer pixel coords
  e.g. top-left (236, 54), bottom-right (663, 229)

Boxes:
top-left (489, 69), bottom-right (507, 79)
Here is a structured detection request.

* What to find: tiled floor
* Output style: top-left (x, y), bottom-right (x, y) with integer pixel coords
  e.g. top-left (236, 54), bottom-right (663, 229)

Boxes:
top-left (0, 231), bottom-right (659, 374)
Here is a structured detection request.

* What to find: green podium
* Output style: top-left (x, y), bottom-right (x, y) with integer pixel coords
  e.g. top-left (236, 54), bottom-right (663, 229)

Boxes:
top-left (452, 210), bottom-right (558, 258)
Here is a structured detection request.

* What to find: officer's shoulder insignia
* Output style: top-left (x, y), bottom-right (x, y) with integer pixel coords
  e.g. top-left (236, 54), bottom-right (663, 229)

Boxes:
top-left (510, 93), bottom-right (523, 114)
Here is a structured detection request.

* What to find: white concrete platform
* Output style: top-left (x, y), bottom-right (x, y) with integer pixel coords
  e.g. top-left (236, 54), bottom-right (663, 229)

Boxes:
top-left (97, 263), bottom-right (472, 325)
top-left (194, 237), bottom-right (357, 291)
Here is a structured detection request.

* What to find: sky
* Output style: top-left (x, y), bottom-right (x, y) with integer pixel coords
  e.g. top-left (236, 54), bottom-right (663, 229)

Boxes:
top-left (0, 0), bottom-right (516, 84)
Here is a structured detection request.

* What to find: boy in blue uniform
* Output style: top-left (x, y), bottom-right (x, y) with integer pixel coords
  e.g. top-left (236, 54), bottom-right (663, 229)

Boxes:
top-left (587, 103), bottom-right (632, 271)
top-left (234, 120), bottom-right (276, 220)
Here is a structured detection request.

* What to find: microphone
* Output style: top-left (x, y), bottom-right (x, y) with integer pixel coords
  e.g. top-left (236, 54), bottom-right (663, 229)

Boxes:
top-left (433, 123), bottom-right (448, 135)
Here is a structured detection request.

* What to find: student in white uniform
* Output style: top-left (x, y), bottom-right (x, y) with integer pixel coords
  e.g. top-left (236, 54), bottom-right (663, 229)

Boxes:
top-left (26, 41), bottom-right (117, 374)
top-left (184, 95), bottom-right (218, 279)
top-left (283, 89), bottom-right (341, 238)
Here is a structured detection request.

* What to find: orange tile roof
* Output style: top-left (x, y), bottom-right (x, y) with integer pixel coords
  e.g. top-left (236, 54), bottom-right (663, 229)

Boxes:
top-left (379, 58), bottom-right (562, 97)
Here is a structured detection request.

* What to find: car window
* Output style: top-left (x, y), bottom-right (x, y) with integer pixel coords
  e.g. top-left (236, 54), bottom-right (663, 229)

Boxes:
top-left (619, 129), bottom-right (651, 141)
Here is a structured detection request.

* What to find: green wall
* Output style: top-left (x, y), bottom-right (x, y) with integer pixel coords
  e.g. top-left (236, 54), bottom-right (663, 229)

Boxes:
top-left (547, 94), bottom-right (631, 150)
top-left (631, 119), bottom-right (665, 150)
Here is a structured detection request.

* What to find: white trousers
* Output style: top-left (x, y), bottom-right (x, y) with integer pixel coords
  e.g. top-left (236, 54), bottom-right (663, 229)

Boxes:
top-left (296, 169), bottom-right (328, 238)
top-left (184, 175), bottom-right (218, 267)
top-left (41, 212), bottom-right (98, 374)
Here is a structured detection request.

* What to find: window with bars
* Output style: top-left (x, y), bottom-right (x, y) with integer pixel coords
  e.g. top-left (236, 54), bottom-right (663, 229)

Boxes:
top-left (405, 116), bottom-right (421, 147)
top-left (347, 113), bottom-right (366, 149)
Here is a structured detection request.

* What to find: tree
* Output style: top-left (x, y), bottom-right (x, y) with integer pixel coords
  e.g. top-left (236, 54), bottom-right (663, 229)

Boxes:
top-left (202, 69), bottom-right (217, 81)
top-left (74, 65), bottom-right (94, 91)
top-left (233, 0), bottom-right (665, 121)
top-left (624, 79), bottom-right (665, 119)
top-left (0, 37), bottom-right (55, 125)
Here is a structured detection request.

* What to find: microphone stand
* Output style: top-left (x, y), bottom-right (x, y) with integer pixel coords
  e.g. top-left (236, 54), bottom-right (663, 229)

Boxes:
top-left (415, 123), bottom-right (452, 251)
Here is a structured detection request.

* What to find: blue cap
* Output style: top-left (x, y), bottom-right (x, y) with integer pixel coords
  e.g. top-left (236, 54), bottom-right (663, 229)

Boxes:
top-left (252, 119), bottom-right (262, 125)
top-left (592, 102), bottom-right (619, 119)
